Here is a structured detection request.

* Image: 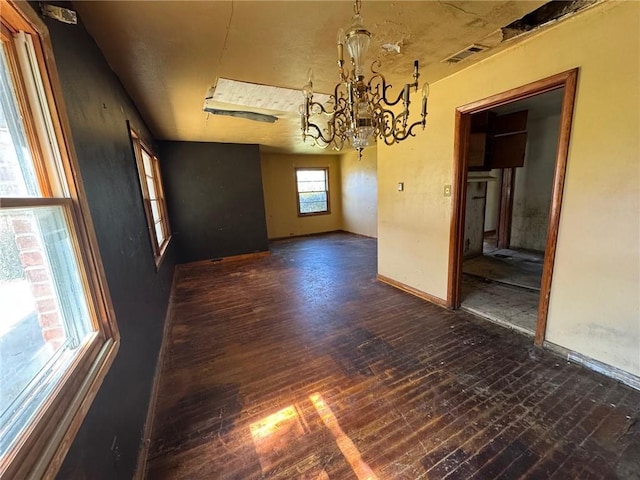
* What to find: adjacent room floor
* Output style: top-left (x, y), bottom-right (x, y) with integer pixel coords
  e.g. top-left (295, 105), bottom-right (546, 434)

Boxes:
top-left (462, 238), bottom-right (544, 335)
top-left (146, 233), bottom-right (640, 479)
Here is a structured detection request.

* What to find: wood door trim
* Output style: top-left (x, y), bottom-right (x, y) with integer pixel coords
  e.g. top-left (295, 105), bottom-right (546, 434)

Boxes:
top-left (497, 168), bottom-right (516, 249)
top-left (447, 68), bottom-right (579, 348)
top-left (534, 70), bottom-right (578, 345)
top-left (447, 110), bottom-right (470, 308)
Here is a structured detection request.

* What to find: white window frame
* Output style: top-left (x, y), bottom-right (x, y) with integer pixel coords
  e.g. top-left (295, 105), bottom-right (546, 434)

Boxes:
top-left (295, 167), bottom-right (330, 216)
top-left (0, 2), bottom-right (119, 477)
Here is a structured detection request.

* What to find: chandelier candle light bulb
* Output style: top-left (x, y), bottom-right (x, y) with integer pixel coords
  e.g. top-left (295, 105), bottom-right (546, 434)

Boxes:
top-left (300, 0), bottom-right (430, 159)
top-left (422, 82), bottom-right (430, 117)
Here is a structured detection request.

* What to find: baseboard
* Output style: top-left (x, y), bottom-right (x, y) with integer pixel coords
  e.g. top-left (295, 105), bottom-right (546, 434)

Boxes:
top-left (133, 267), bottom-right (180, 480)
top-left (544, 341), bottom-right (640, 391)
top-left (182, 250), bottom-right (270, 267)
top-left (338, 229), bottom-right (377, 239)
top-left (269, 230), bottom-right (343, 241)
top-left (269, 230), bottom-right (377, 241)
top-left (376, 274), bottom-right (448, 308)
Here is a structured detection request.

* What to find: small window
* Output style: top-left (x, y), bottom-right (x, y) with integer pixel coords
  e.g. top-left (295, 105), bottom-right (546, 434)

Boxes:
top-left (0, 3), bottom-right (118, 478)
top-left (130, 131), bottom-right (171, 267)
top-left (295, 168), bottom-right (330, 216)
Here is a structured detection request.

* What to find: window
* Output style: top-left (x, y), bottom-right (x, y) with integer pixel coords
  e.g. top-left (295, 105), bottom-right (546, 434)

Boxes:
top-left (0, 2), bottom-right (118, 478)
top-left (295, 168), bottom-right (330, 215)
top-left (130, 130), bottom-right (171, 267)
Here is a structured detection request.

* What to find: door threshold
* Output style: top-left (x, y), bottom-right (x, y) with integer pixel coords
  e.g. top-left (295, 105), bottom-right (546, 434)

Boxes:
top-left (460, 304), bottom-right (535, 337)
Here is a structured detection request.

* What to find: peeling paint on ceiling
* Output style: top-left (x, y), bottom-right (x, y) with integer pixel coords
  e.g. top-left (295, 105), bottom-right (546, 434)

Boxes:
top-left (73, 1), bottom-right (595, 154)
top-left (502, 0), bottom-right (599, 41)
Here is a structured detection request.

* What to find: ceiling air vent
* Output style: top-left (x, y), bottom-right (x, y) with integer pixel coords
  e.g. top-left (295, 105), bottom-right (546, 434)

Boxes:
top-left (443, 44), bottom-right (488, 64)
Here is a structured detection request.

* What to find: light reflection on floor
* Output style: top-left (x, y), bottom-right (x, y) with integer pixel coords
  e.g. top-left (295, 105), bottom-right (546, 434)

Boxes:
top-left (249, 405), bottom-right (306, 473)
top-left (249, 394), bottom-right (379, 479)
top-left (310, 393), bottom-right (379, 480)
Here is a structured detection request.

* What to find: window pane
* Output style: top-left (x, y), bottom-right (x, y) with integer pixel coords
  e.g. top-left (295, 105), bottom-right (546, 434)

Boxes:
top-left (299, 191), bottom-right (328, 213)
top-left (0, 206), bottom-right (95, 451)
top-left (299, 201), bottom-right (328, 214)
top-left (150, 199), bottom-right (161, 223)
top-left (146, 175), bottom-right (156, 200)
top-left (0, 46), bottom-right (40, 197)
top-left (141, 149), bottom-right (153, 176)
top-left (296, 169), bottom-right (325, 182)
top-left (300, 191), bottom-right (327, 204)
top-left (154, 221), bottom-right (164, 247)
top-left (297, 180), bottom-right (326, 193)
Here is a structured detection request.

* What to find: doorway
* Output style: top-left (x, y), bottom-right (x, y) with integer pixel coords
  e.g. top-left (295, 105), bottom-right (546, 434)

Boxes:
top-left (447, 69), bottom-right (578, 346)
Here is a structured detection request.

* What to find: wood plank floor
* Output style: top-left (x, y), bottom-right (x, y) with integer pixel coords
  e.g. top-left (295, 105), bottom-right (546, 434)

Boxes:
top-left (146, 232), bottom-right (640, 479)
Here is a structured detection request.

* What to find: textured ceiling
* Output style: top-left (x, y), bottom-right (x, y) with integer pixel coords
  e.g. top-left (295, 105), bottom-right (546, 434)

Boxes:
top-left (73, 1), bottom-right (549, 154)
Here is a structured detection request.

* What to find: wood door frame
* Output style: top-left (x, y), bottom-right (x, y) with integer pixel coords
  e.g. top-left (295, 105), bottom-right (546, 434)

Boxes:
top-left (447, 68), bottom-right (578, 346)
top-left (497, 167), bottom-right (516, 249)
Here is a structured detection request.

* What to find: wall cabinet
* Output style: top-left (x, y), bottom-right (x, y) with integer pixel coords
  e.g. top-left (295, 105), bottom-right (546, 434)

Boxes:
top-left (468, 110), bottom-right (528, 170)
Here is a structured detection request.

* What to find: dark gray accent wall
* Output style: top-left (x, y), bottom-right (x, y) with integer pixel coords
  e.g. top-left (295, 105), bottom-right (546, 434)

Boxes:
top-left (159, 141), bottom-right (269, 263)
top-left (35, 5), bottom-right (176, 479)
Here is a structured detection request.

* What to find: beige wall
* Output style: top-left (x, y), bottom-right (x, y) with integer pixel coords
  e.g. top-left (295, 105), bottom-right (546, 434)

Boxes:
top-left (511, 112), bottom-right (561, 251)
top-left (261, 153), bottom-right (342, 239)
top-left (378, 2), bottom-right (640, 376)
top-left (340, 148), bottom-right (377, 238)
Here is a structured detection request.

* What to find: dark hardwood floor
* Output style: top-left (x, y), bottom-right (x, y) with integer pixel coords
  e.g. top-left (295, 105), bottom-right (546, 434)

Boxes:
top-left (146, 232), bottom-right (640, 479)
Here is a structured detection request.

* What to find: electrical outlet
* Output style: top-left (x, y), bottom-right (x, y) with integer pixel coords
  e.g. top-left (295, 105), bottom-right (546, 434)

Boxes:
top-left (443, 184), bottom-right (452, 197)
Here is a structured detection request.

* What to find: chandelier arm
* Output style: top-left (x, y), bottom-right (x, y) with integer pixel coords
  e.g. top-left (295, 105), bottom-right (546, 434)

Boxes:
top-left (372, 97), bottom-right (424, 147)
top-left (334, 81), bottom-right (347, 104)
top-left (367, 77), bottom-right (384, 104)
top-left (391, 119), bottom-right (426, 143)
top-left (369, 75), bottom-right (407, 108)
top-left (332, 134), bottom-right (346, 151)
top-left (381, 133), bottom-right (397, 146)
top-left (405, 119), bottom-right (426, 138)
top-left (373, 108), bottom-right (400, 146)
top-left (382, 86), bottom-right (407, 107)
top-left (312, 139), bottom-right (331, 149)
top-left (369, 59), bottom-right (383, 76)
top-left (309, 100), bottom-right (336, 116)
top-left (306, 122), bottom-right (336, 145)
top-left (368, 62), bottom-right (406, 107)
top-left (390, 115), bottom-right (408, 140)
top-left (367, 73), bottom-right (394, 106)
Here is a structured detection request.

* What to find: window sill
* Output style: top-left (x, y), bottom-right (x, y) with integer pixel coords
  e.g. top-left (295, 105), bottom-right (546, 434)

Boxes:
top-left (3, 335), bottom-right (119, 478)
top-left (154, 235), bottom-right (173, 271)
top-left (297, 211), bottom-right (331, 217)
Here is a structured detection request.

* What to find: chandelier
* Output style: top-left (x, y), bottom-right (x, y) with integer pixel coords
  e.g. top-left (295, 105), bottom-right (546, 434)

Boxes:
top-left (300, 0), bottom-right (430, 158)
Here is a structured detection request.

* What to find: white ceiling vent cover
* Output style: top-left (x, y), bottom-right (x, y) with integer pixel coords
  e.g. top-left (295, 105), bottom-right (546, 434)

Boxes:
top-left (203, 78), bottom-right (333, 123)
top-left (205, 78), bottom-right (331, 114)
top-left (442, 44), bottom-right (489, 64)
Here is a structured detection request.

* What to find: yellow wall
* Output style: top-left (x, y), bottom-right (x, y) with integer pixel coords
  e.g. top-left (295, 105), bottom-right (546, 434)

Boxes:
top-left (377, 2), bottom-right (640, 376)
top-left (261, 153), bottom-right (342, 239)
top-left (340, 147), bottom-right (377, 238)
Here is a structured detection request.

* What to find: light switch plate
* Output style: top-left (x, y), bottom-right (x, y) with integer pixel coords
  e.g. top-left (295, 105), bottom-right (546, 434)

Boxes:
top-left (397, 182), bottom-right (404, 192)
